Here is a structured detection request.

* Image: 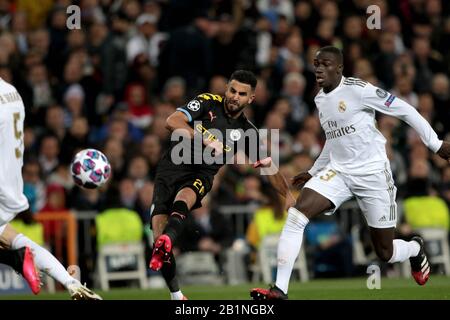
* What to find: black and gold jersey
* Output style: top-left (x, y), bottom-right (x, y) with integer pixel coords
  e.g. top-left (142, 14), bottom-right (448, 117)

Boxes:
top-left (158, 92), bottom-right (263, 176)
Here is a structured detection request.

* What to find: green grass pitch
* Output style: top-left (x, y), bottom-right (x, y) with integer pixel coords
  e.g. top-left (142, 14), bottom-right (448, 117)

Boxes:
top-left (1, 276), bottom-right (449, 300)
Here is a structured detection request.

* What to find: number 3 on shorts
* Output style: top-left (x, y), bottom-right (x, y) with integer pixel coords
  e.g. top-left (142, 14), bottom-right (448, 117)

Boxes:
top-left (320, 169), bottom-right (337, 181)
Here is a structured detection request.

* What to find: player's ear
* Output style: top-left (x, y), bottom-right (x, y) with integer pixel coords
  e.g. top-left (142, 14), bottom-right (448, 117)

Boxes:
top-left (337, 63), bottom-right (343, 74)
top-left (248, 92), bottom-right (255, 104)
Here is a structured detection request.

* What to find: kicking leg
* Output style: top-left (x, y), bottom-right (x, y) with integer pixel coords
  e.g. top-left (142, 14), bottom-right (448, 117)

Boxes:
top-left (150, 188), bottom-right (197, 300)
top-left (163, 188), bottom-right (197, 243)
top-left (151, 214), bottom-right (185, 300)
top-left (252, 188), bottom-right (334, 300)
top-left (370, 227), bottom-right (428, 285)
top-left (0, 224), bottom-right (41, 294)
top-left (1, 224), bottom-right (101, 299)
top-left (149, 188), bottom-right (195, 271)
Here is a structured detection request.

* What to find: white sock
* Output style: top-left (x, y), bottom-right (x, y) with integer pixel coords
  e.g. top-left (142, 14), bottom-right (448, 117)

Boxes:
top-left (170, 290), bottom-right (184, 300)
top-left (275, 207), bottom-right (309, 294)
top-left (11, 233), bottom-right (75, 288)
top-left (388, 239), bottom-right (421, 263)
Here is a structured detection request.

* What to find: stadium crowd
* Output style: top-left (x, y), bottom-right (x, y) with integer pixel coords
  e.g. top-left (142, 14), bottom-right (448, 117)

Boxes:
top-left (1, 0), bottom-right (449, 286)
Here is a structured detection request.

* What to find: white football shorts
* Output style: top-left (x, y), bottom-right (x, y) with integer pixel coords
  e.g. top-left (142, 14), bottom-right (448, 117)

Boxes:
top-left (304, 163), bottom-right (397, 228)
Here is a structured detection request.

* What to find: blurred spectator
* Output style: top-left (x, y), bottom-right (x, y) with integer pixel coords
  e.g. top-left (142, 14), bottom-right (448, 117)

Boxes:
top-left (252, 76), bottom-right (273, 127)
top-left (38, 134), bottom-right (60, 177)
top-left (158, 14), bottom-right (215, 97)
top-left (141, 134), bottom-right (161, 179)
top-left (211, 13), bottom-right (254, 77)
top-left (47, 160), bottom-right (75, 192)
top-left (412, 37), bottom-right (444, 92)
top-left (119, 177), bottom-right (137, 209)
top-left (292, 130), bottom-right (321, 159)
top-left (256, 0), bottom-right (294, 25)
top-left (124, 82), bottom-right (154, 129)
top-left (304, 215), bottom-right (354, 278)
top-left (24, 63), bottom-right (55, 126)
top-left (102, 137), bottom-right (127, 181)
top-left (383, 15), bottom-right (406, 55)
top-left (126, 13), bottom-right (167, 66)
top-left (384, 134), bottom-right (408, 191)
top-left (281, 72), bottom-right (309, 133)
top-left (162, 76), bottom-right (187, 107)
top-left (63, 84), bottom-right (86, 126)
top-left (208, 75), bottom-right (227, 96)
top-left (246, 184), bottom-right (287, 250)
top-left (134, 180), bottom-right (154, 225)
top-left (148, 114), bottom-right (171, 144)
top-left (235, 174), bottom-right (265, 205)
top-left (16, 0), bottom-right (53, 29)
top-left (60, 116), bottom-right (90, 163)
top-left (69, 186), bottom-right (106, 211)
top-left (127, 155), bottom-right (150, 189)
top-left (353, 58), bottom-right (378, 84)
top-left (391, 75), bottom-right (418, 107)
top-left (11, 11), bottom-right (29, 54)
top-left (431, 73), bottom-right (450, 135)
top-left (95, 116), bottom-right (143, 148)
top-left (263, 110), bottom-right (293, 161)
top-left (23, 159), bottom-right (46, 213)
top-left (254, 16), bottom-right (272, 68)
top-left (39, 183), bottom-right (69, 248)
top-left (400, 159), bottom-right (449, 236)
top-left (44, 104), bottom-right (66, 141)
top-left (374, 32), bottom-right (398, 89)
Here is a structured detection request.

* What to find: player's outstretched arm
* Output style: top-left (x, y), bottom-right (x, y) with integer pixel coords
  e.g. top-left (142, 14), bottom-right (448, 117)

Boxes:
top-left (363, 84), bottom-right (443, 154)
top-left (166, 111), bottom-right (195, 138)
top-left (167, 109), bottom-right (223, 155)
top-left (437, 141), bottom-right (450, 163)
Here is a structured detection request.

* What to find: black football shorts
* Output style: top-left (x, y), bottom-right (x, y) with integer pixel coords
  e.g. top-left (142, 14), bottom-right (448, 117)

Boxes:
top-left (151, 169), bottom-right (213, 217)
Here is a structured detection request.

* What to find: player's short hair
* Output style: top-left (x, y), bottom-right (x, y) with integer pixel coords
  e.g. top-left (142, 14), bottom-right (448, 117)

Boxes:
top-left (229, 70), bottom-right (257, 90)
top-left (318, 46), bottom-right (343, 65)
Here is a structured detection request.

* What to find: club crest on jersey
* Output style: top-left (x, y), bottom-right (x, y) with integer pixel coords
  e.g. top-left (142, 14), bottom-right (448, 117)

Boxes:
top-left (230, 129), bottom-right (242, 141)
top-left (338, 101), bottom-right (346, 113)
top-left (376, 88), bottom-right (388, 98)
top-left (187, 100), bottom-right (200, 111)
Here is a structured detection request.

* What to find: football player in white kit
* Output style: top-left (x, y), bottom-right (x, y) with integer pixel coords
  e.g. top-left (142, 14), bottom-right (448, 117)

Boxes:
top-left (251, 46), bottom-right (450, 300)
top-left (0, 78), bottom-right (102, 299)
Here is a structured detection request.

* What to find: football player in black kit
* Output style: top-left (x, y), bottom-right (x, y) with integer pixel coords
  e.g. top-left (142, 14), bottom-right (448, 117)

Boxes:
top-left (149, 70), bottom-right (294, 300)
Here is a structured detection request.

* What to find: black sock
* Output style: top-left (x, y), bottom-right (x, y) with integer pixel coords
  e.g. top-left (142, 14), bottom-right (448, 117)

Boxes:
top-left (163, 200), bottom-right (189, 243)
top-left (0, 249), bottom-right (22, 272)
top-left (161, 252), bottom-right (180, 292)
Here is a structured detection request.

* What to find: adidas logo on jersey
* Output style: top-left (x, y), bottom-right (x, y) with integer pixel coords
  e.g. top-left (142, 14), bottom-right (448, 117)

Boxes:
top-left (378, 216), bottom-right (387, 222)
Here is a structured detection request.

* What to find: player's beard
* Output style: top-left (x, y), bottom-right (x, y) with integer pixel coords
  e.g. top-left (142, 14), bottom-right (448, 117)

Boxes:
top-left (225, 99), bottom-right (246, 117)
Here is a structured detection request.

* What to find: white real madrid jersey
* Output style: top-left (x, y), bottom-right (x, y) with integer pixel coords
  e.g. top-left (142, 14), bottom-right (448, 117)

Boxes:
top-left (308, 77), bottom-right (442, 176)
top-left (0, 78), bottom-right (29, 218)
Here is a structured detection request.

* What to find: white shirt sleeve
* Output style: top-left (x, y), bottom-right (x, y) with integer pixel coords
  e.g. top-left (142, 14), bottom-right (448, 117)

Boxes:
top-left (308, 140), bottom-right (330, 176)
top-left (362, 83), bottom-right (443, 153)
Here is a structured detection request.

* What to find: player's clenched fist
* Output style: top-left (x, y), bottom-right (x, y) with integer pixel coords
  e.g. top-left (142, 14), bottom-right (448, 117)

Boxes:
top-left (437, 141), bottom-right (450, 163)
top-left (291, 172), bottom-right (312, 188)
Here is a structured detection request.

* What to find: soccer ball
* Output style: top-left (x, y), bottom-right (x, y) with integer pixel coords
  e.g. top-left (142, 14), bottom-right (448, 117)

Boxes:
top-left (70, 148), bottom-right (111, 189)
